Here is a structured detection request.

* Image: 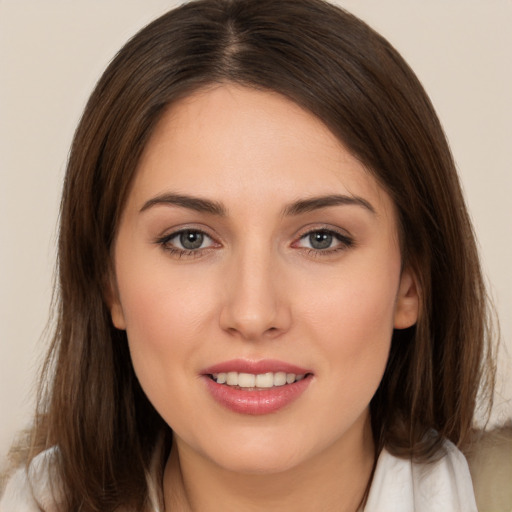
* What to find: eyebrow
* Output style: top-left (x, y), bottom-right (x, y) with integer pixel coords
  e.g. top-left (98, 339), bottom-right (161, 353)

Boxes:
top-left (140, 192), bottom-right (375, 217)
top-left (282, 194), bottom-right (376, 216)
top-left (140, 193), bottom-right (227, 216)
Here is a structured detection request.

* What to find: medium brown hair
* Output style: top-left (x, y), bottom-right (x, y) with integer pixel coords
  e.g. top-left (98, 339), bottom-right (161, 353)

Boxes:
top-left (24, 0), bottom-right (495, 509)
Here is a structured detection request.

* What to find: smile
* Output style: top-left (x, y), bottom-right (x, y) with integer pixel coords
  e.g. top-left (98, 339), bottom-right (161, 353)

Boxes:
top-left (202, 360), bottom-right (313, 415)
top-left (210, 371), bottom-right (306, 388)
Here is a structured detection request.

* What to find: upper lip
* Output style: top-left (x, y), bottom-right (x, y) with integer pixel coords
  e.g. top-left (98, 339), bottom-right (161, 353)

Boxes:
top-left (202, 359), bottom-right (312, 375)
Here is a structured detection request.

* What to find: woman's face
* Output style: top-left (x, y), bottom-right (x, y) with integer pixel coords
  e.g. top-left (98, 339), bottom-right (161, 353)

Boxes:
top-left (110, 84), bottom-right (418, 474)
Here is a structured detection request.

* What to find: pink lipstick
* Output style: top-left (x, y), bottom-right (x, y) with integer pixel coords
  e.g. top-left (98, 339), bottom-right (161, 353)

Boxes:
top-left (202, 359), bottom-right (313, 415)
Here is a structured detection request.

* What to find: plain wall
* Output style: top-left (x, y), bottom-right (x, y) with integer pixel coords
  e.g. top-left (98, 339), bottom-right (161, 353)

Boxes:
top-left (1, 0), bottom-right (511, 467)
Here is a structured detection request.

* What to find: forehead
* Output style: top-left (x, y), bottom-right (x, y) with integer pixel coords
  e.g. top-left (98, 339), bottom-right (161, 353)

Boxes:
top-left (129, 84), bottom-right (393, 217)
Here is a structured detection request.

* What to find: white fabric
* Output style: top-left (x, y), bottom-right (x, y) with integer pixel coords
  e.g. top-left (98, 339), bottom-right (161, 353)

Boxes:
top-left (1, 441), bottom-right (477, 511)
top-left (364, 441), bottom-right (478, 512)
top-left (0, 447), bottom-right (61, 512)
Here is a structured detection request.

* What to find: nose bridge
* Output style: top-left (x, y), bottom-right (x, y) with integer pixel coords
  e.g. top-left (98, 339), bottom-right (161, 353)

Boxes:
top-left (220, 239), bottom-right (290, 340)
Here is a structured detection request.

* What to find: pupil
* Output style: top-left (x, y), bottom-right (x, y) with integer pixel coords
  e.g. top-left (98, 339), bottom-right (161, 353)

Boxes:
top-left (309, 232), bottom-right (332, 250)
top-left (180, 231), bottom-right (204, 250)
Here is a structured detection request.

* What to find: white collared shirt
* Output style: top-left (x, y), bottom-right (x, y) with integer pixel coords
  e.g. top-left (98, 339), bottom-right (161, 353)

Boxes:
top-left (363, 441), bottom-right (477, 511)
top-left (1, 440), bottom-right (477, 511)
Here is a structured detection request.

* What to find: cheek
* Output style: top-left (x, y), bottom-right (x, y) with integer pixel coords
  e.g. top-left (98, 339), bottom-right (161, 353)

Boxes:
top-left (114, 252), bottom-right (219, 407)
top-left (116, 237), bottom-right (216, 335)
top-left (298, 257), bottom-right (400, 392)
top-left (303, 263), bottom-right (399, 344)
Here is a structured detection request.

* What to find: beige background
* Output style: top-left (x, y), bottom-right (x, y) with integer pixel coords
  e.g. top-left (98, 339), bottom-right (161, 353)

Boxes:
top-left (1, 0), bottom-right (511, 467)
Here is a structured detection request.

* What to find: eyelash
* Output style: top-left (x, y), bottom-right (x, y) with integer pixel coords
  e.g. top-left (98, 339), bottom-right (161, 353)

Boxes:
top-left (155, 229), bottom-right (218, 258)
top-left (293, 228), bottom-right (354, 257)
top-left (155, 228), bottom-right (354, 258)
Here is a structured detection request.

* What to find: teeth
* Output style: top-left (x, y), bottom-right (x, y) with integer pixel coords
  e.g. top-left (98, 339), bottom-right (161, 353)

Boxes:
top-left (273, 372), bottom-right (287, 386)
top-left (238, 373), bottom-right (256, 387)
top-left (255, 372), bottom-right (273, 388)
top-left (286, 373), bottom-right (296, 384)
top-left (212, 371), bottom-right (306, 388)
top-left (226, 371), bottom-right (238, 386)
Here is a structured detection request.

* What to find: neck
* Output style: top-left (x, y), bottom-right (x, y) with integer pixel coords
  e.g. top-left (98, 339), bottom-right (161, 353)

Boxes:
top-left (163, 413), bottom-right (375, 512)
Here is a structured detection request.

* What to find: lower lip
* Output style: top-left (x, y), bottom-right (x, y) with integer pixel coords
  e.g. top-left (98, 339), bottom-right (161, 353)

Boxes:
top-left (203, 375), bottom-right (312, 415)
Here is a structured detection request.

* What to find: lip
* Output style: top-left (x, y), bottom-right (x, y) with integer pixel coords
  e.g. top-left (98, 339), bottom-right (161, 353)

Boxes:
top-left (202, 358), bottom-right (311, 375)
top-left (201, 359), bottom-right (313, 415)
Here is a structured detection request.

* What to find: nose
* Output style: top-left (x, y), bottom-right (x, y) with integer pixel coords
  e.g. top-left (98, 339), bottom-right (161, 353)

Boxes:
top-left (219, 246), bottom-right (292, 341)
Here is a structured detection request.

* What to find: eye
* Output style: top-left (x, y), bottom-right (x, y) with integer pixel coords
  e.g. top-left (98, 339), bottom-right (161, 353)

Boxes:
top-left (175, 230), bottom-right (209, 250)
top-left (305, 231), bottom-right (335, 250)
top-left (295, 229), bottom-right (353, 253)
top-left (156, 228), bottom-right (217, 255)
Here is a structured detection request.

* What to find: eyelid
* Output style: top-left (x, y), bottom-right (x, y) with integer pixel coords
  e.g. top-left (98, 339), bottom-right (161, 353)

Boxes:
top-left (154, 225), bottom-right (221, 257)
top-left (291, 225), bottom-right (355, 253)
top-left (154, 223), bottom-right (354, 258)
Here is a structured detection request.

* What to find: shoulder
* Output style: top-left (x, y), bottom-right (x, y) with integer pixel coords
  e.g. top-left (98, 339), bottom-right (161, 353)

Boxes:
top-left (364, 439), bottom-right (477, 512)
top-left (0, 447), bottom-right (62, 512)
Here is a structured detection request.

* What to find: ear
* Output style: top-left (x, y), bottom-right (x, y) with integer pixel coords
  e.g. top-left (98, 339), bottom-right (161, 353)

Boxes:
top-left (104, 272), bottom-right (127, 330)
top-left (394, 266), bottom-right (420, 329)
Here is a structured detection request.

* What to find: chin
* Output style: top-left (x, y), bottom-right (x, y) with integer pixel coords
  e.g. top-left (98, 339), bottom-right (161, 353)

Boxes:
top-left (191, 425), bottom-right (321, 475)
top-left (211, 447), bottom-right (303, 475)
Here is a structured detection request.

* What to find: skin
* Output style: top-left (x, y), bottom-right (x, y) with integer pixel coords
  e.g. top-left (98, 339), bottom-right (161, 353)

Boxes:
top-left (109, 84), bottom-right (419, 511)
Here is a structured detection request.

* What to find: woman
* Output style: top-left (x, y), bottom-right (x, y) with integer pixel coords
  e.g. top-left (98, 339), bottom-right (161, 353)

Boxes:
top-left (0, 0), bottom-right (497, 510)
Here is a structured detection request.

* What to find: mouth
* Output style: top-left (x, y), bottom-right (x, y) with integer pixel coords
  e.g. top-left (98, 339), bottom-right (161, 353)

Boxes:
top-left (202, 360), bottom-right (313, 415)
top-left (208, 371), bottom-right (309, 389)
